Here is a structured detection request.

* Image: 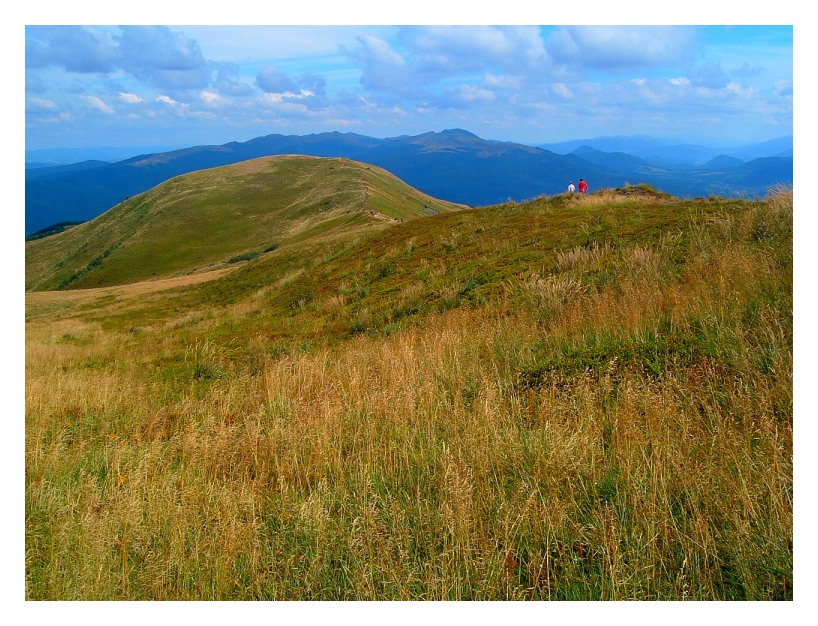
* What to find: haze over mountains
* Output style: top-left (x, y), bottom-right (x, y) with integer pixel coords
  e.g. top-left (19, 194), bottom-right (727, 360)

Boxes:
top-left (25, 129), bottom-right (793, 236)
top-left (538, 135), bottom-right (793, 166)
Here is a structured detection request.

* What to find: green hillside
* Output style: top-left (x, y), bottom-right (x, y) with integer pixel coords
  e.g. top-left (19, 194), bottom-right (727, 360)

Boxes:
top-left (66, 183), bottom-right (789, 349)
top-left (25, 155), bottom-right (465, 291)
top-left (25, 183), bottom-right (792, 600)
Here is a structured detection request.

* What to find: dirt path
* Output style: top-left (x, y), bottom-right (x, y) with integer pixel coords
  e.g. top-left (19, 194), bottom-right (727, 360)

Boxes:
top-left (26, 266), bottom-right (235, 307)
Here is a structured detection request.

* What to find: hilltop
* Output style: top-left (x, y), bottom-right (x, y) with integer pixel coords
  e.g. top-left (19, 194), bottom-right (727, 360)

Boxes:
top-left (25, 155), bottom-right (465, 292)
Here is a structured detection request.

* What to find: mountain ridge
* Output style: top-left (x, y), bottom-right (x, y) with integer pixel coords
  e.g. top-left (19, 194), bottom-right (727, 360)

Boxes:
top-left (25, 129), bottom-right (793, 235)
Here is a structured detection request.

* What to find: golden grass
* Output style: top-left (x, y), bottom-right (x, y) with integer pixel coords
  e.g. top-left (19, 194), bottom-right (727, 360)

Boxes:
top-left (25, 192), bottom-right (792, 600)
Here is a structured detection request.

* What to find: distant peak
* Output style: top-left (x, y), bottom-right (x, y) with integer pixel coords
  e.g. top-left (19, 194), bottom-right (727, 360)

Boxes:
top-left (439, 128), bottom-right (479, 139)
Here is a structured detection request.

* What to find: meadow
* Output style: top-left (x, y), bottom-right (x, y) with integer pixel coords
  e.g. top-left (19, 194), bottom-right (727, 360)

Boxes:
top-left (25, 186), bottom-right (792, 600)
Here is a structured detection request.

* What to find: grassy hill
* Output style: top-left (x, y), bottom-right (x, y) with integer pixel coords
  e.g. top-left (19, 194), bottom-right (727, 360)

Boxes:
top-left (25, 155), bottom-right (465, 291)
top-left (25, 180), bottom-right (792, 600)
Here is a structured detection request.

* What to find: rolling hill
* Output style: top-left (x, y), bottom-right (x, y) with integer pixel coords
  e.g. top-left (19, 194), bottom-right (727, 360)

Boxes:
top-left (25, 166), bottom-right (792, 600)
top-left (24, 155), bottom-right (465, 292)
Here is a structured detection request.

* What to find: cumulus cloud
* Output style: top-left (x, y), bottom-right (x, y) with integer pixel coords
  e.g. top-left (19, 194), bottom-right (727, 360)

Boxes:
top-left (82, 95), bottom-right (114, 114)
top-left (347, 26), bottom-right (550, 96)
top-left (26, 96), bottom-right (59, 111)
top-left (118, 92), bottom-right (143, 104)
top-left (255, 67), bottom-right (327, 109)
top-left (116, 26), bottom-right (211, 91)
top-left (25, 26), bottom-right (119, 73)
top-left (347, 34), bottom-right (408, 91)
top-left (546, 26), bottom-right (695, 72)
top-left (261, 90), bottom-right (315, 104)
top-left (449, 84), bottom-right (495, 105)
top-left (24, 25), bottom-right (792, 150)
top-left (296, 73), bottom-right (327, 97)
top-left (256, 67), bottom-right (300, 94)
top-left (25, 25), bottom-right (215, 93)
top-left (157, 95), bottom-right (184, 107)
top-left (725, 82), bottom-right (758, 98)
top-left (484, 74), bottom-right (523, 90)
top-left (212, 62), bottom-right (255, 97)
top-left (399, 26), bottom-right (546, 75)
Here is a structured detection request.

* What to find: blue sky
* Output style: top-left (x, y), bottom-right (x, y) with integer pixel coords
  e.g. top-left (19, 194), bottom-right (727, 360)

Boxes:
top-left (23, 15), bottom-right (795, 153)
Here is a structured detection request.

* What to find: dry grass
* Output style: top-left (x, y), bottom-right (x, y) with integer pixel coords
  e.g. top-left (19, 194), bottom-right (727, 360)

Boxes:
top-left (25, 191), bottom-right (792, 600)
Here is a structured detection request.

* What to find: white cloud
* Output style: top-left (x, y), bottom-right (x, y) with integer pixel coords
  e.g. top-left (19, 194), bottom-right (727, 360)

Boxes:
top-left (401, 26), bottom-right (546, 74)
top-left (24, 25), bottom-right (792, 150)
top-left (26, 96), bottom-right (58, 110)
top-left (82, 95), bottom-right (114, 114)
top-left (261, 90), bottom-right (315, 104)
top-left (350, 34), bottom-right (408, 91)
top-left (118, 92), bottom-right (143, 104)
top-left (484, 74), bottom-right (523, 90)
top-left (117, 26), bottom-right (210, 91)
top-left (451, 84), bottom-right (495, 103)
top-left (181, 25), bottom-right (390, 63)
top-left (546, 26), bottom-right (694, 72)
top-left (38, 111), bottom-right (73, 124)
top-left (357, 34), bottom-right (405, 68)
top-left (725, 82), bottom-right (758, 98)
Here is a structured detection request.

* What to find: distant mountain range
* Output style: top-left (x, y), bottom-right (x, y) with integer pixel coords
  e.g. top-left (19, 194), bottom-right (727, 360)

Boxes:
top-left (538, 134), bottom-right (793, 167)
top-left (25, 129), bottom-right (793, 236)
top-left (25, 144), bottom-right (184, 167)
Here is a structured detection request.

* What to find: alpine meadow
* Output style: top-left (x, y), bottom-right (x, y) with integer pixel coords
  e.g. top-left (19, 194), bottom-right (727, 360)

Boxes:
top-left (25, 154), bottom-right (792, 600)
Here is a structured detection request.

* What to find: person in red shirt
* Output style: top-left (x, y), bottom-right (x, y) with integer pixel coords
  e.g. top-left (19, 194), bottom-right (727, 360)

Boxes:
top-left (578, 178), bottom-right (589, 194)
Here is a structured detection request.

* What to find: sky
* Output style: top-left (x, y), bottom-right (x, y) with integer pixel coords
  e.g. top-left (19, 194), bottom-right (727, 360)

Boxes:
top-left (23, 16), bottom-right (795, 155)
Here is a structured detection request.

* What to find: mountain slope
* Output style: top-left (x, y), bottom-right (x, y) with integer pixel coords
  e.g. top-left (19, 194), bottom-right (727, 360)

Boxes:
top-left (25, 155), bottom-right (465, 292)
top-left (637, 157), bottom-right (794, 198)
top-left (25, 159), bottom-right (111, 179)
top-left (25, 183), bottom-right (792, 600)
top-left (570, 146), bottom-right (652, 173)
top-left (354, 130), bottom-right (619, 205)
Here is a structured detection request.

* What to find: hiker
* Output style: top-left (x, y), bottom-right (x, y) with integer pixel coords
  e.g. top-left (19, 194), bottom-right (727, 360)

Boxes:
top-left (579, 179), bottom-right (589, 194)
top-left (567, 181), bottom-right (576, 194)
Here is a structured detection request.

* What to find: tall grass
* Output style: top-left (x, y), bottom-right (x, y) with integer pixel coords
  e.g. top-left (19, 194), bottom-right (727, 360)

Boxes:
top-left (25, 190), bottom-right (792, 600)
